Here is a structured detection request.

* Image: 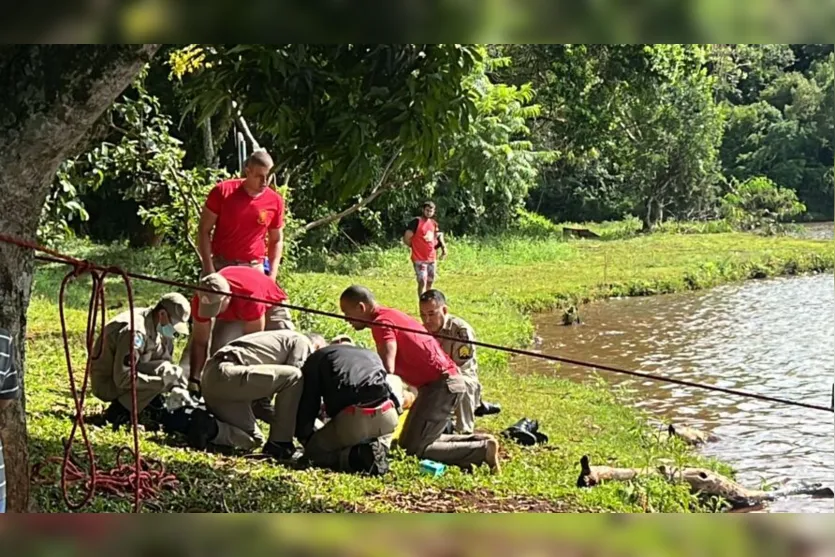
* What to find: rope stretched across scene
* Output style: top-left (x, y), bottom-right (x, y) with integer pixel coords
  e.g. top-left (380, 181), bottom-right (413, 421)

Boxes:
top-left (1, 232), bottom-right (832, 415)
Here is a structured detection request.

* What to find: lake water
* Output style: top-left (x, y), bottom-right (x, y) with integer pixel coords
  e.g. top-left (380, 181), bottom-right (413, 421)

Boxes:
top-left (515, 223), bottom-right (833, 512)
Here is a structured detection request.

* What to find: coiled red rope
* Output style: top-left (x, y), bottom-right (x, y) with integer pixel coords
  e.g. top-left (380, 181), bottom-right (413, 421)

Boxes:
top-left (9, 238), bottom-right (178, 512)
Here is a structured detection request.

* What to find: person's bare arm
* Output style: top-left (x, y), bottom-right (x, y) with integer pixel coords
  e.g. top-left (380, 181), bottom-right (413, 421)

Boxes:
top-left (436, 231), bottom-right (447, 259)
top-left (377, 340), bottom-right (398, 375)
top-left (402, 230), bottom-right (414, 248)
top-left (188, 320), bottom-right (212, 382)
top-left (267, 228), bottom-right (282, 280)
top-left (242, 315), bottom-right (266, 335)
top-left (198, 206), bottom-right (219, 276)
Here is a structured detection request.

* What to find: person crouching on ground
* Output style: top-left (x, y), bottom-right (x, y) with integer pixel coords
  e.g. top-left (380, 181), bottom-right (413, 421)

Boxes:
top-left (295, 339), bottom-right (401, 474)
top-left (182, 265), bottom-right (295, 422)
top-left (419, 289), bottom-right (501, 434)
top-left (339, 285), bottom-right (500, 474)
top-left (187, 330), bottom-right (326, 461)
top-left (91, 293), bottom-right (191, 426)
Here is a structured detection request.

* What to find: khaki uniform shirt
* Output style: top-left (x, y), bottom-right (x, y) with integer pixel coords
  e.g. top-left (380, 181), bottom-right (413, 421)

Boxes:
top-left (91, 308), bottom-right (174, 400)
top-left (437, 314), bottom-right (478, 376)
top-left (211, 330), bottom-right (314, 369)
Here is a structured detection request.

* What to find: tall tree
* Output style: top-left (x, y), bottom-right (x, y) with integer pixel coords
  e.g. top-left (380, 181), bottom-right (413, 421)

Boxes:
top-left (0, 45), bottom-right (159, 511)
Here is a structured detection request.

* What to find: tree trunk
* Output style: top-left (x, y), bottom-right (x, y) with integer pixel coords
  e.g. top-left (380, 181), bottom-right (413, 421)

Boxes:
top-left (0, 45), bottom-right (159, 512)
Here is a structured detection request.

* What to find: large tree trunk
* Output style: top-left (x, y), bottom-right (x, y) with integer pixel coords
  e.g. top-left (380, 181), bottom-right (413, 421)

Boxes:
top-left (0, 45), bottom-right (159, 512)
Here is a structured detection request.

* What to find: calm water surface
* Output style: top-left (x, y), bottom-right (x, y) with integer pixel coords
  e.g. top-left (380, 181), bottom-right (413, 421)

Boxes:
top-left (516, 223), bottom-right (833, 512)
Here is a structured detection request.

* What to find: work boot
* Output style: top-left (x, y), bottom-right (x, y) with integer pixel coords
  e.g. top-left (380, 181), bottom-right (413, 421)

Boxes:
top-left (104, 401), bottom-right (131, 429)
top-left (474, 401), bottom-right (502, 417)
top-left (251, 397), bottom-right (274, 422)
top-left (348, 439), bottom-right (389, 476)
top-left (501, 418), bottom-right (537, 446)
top-left (187, 408), bottom-right (219, 450)
top-left (262, 441), bottom-right (297, 462)
top-left (528, 419), bottom-right (549, 445)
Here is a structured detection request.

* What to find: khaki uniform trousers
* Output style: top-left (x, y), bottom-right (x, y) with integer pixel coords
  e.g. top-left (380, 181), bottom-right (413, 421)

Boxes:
top-left (304, 403), bottom-right (399, 470)
top-left (397, 372), bottom-right (489, 468)
top-left (202, 358), bottom-right (303, 450)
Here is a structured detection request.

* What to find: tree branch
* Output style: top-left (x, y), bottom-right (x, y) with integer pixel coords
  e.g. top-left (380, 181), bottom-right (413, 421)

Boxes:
top-left (297, 150), bottom-right (403, 235)
top-left (231, 100), bottom-right (260, 152)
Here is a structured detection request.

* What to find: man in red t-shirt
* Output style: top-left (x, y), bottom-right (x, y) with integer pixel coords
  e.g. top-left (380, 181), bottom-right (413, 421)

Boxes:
top-left (339, 285), bottom-right (500, 473)
top-left (403, 201), bottom-right (447, 297)
top-left (198, 150), bottom-right (285, 280)
top-left (182, 266), bottom-right (294, 394)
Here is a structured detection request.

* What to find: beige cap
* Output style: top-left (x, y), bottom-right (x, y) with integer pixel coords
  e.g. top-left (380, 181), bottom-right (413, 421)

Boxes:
top-left (157, 293), bottom-right (191, 336)
top-left (197, 273), bottom-right (231, 319)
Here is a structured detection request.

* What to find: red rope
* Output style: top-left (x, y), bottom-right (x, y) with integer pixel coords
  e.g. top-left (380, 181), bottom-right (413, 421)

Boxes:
top-left (31, 257), bottom-right (178, 512)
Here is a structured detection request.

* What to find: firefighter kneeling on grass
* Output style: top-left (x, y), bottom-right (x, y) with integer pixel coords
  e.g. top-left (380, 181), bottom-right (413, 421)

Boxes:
top-left (90, 293), bottom-right (191, 426)
top-left (294, 337), bottom-right (405, 475)
top-left (185, 330), bottom-right (326, 462)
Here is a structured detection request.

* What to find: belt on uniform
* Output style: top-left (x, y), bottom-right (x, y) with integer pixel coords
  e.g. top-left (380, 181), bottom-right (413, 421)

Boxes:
top-left (344, 399), bottom-right (395, 416)
top-left (218, 258), bottom-right (262, 266)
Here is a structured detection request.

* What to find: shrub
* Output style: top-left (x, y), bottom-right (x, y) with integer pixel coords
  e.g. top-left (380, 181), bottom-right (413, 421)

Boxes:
top-left (720, 176), bottom-right (806, 234)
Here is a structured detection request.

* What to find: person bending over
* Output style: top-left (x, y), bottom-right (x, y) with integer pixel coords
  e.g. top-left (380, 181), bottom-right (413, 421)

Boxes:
top-left (339, 285), bottom-right (500, 473)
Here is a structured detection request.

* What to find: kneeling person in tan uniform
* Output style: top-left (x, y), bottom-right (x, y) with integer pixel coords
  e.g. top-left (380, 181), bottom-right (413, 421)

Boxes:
top-left (419, 289), bottom-right (500, 434)
top-left (296, 341), bottom-right (401, 474)
top-left (188, 330), bottom-right (326, 461)
top-left (91, 293), bottom-right (191, 426)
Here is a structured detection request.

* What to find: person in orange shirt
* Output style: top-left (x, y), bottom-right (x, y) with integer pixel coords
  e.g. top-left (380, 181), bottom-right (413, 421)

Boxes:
top-left (403, 201), bottom-right (447, 297)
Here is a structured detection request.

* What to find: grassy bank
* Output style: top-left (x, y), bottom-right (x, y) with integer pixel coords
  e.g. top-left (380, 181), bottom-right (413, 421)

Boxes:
top-left (25, 229), bottom-right (833, 512)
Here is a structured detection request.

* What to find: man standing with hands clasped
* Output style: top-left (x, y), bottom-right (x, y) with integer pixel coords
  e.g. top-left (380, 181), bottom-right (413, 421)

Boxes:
top-left (403, 201), bottom-right (447, 297)
top-left (197, 150), bottom-right (285, 278)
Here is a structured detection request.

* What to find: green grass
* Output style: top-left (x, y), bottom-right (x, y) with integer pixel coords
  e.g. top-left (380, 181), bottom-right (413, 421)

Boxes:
top-left (25, 228), bottom-right (834, 512)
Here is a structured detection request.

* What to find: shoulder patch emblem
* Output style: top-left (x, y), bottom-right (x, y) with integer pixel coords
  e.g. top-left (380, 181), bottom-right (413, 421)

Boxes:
top-left (458, 344), bottom-right (473, 360)
top-left (133, 332), bottom-right (145, 350)
top-left (456, 327), bottom-right (472, 340)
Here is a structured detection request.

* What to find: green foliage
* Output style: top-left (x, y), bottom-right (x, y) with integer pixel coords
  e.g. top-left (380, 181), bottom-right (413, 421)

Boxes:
top-left (720, 176), bottom-right (807, 233)
top-left (717, 47), bottom-right (834, 218)
top-left (172, 44), bottom-right (483, 203)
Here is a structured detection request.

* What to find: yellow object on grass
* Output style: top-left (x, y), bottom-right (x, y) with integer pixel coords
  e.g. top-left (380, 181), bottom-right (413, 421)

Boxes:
top-left (393, 410), bottom-right (409, 441)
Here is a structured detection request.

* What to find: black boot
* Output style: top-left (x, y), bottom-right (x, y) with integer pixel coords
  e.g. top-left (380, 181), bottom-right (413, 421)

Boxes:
top-left (527, 419), bottom-right (549, 445)
top-left (348, 439), bottom-right (389, 476)
top-left (104, 401), bottom-right (131, 430)
top-left (501, 418), bottom-right (537, 446)
top-left (475, 401), bottom-right (502, 417)
top-left (187, 408), bottom-right (219, 450)
top-left (262, 441), bottom-right (297, 462)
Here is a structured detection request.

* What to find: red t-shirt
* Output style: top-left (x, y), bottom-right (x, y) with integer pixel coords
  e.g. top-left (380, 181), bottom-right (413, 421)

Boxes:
top-left (370, 306), bottom-right (457, 389)
top-left (407, 217), bottom-right (439, 262)
top-left (205, 178), bottom-right (284, 262)
top-left (191, 266), bottom-right (288, 323)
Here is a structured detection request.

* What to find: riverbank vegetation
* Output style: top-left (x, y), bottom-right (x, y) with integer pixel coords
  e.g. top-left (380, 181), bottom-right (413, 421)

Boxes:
top-left (27, 227), bottom-right (833, 512)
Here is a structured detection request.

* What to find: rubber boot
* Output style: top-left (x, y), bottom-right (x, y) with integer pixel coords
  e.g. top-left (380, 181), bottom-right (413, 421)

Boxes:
top-left (501, 418), bottom-right (537, 446)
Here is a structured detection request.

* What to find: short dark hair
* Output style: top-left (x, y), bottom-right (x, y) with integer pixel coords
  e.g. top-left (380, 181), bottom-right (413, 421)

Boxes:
top-left (246, 150), bottom-right (274, 169)
top-left (422, 200), bottom-right (435, 209)
top-left (419, 289), bottom-right (446, 305)
top-left (340, 285), bottom-right (375, 305)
